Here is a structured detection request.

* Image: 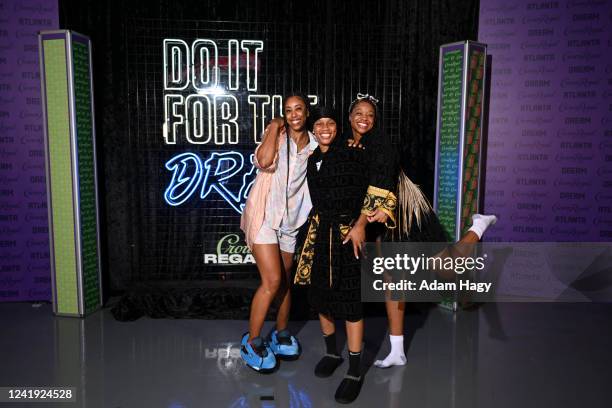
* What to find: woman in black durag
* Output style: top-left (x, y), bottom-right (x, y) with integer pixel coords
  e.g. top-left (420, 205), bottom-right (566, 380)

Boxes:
top-left (294, 106), bottom-right (369, 404)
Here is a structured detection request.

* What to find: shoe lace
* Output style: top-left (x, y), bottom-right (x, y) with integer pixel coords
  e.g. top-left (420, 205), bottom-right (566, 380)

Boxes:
top-left (252, 341), bottom-right (268, 358)
top-left (277, 335), bottom-right (292, 346)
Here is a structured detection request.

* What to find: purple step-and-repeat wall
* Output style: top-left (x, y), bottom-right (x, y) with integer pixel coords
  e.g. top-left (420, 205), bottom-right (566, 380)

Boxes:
top-left (0, 0), bottom-right (58, 301)
top-left (479, 0), bottom-right (612, 242)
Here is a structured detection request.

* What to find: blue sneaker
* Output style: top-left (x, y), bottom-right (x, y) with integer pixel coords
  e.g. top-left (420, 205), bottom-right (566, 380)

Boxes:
top-left (269, 329), bottom-right (301, 360)
top-left (240, 333), bottom-right (277, 373)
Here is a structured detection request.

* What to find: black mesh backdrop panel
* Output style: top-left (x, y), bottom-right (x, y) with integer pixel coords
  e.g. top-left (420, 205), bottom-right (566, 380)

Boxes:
top-left (125, 19), bottom-right (410, 282)
top-left (59, 0), bottom-right (479, 292)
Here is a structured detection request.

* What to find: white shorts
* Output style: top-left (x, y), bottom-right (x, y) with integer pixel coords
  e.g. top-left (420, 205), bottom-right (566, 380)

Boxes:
top-left (253, 223), bottom-right (298, 253)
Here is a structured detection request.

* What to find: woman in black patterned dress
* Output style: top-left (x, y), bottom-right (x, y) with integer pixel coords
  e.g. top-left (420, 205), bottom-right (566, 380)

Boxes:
top-left (295, 106), bottom-right (368, 404)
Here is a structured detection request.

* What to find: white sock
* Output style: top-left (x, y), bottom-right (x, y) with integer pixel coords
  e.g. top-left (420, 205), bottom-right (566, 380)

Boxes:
top-left (374, 335), bottom-right (407, 368)
top-left (468, 214), bottom-right (497, 239)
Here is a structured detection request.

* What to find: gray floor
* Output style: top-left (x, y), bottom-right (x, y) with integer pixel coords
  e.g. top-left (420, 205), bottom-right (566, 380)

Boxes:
top-left (1, 302), bottom-right (612, 408)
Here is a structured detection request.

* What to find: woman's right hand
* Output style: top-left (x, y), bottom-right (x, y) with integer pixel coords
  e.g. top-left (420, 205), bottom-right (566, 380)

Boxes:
top-left (347, 138), bottom-right (364, 149)
top-left (269, 117), bottom-right (285, 133)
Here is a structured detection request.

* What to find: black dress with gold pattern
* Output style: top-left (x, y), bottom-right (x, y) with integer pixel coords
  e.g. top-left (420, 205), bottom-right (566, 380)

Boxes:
top-left (298, 143), bottom-right (369, 322)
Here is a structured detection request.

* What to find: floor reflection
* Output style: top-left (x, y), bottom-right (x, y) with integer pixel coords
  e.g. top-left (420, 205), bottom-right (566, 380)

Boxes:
top-left (1, 302), bottom-right (611, 407)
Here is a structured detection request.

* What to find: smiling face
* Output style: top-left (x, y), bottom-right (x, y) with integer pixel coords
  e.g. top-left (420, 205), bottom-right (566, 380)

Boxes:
top-left (349, 100), bottom-right (376, 137)
top-left (313, 117), bottom-right (337, 149)
top-left (284, 96), bottom-right (309, 132)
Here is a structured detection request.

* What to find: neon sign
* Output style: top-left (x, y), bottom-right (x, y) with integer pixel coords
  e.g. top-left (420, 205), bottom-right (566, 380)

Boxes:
top-left (162, 38), bottom-right (316, 212)
top-left (164, 151), bottom-right (256, 213)
top-left (162, 38), bottom-right (317, 145)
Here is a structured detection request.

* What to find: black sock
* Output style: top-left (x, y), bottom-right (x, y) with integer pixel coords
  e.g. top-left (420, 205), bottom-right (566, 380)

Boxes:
top-left (249, 336), bottom-right (263, 349)
top-left (277, 328), bottom-right (292, 345)
top-left (315, 335), bottom-right (343, 378)
top-left (347, 350), bottom-right (361, 377)
top-left (249, 336), bottom-right (266, 356)
top-left (277, 328), bottom-right (290, 338)
top-left (324, 332), bottom-right (338, 356)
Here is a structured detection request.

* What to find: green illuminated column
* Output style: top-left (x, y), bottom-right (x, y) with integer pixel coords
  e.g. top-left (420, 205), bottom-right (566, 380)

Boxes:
top-left (434, 41), bottom-right (487, 242)
top-left (433, 41), bottom-right (487, 312)
top-left (39, 30), bottom-right (102, 317)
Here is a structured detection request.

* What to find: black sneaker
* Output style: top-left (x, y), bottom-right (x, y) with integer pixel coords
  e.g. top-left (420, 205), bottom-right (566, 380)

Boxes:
top-left (314, 354), bottom-right (344, 378)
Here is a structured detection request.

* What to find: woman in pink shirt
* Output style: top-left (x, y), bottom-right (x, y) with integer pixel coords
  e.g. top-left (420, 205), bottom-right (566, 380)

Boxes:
top-left (239, 93), bottom-right (318, 373)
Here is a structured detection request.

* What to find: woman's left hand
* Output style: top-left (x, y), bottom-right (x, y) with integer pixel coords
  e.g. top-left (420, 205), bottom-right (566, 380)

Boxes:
top-left (343, 224), bottom-right (366, 259)
top-left (367, 208), bottom-right (389, 223)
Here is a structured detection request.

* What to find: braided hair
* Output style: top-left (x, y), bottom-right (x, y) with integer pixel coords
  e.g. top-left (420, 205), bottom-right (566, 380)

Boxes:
top-left (282, 93), bottom-right (311, 221)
